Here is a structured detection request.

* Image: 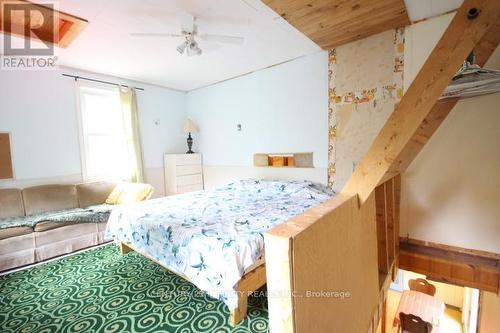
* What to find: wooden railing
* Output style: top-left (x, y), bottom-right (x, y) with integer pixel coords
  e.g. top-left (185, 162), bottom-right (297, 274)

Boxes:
top-left (369, 175), bottom-right (402, 333)
top-left (264, 174), bottom-right (402, 332)
top-left (265, 192), bottom-right (380, 332)
top-left (375, 175), bottom-right (401, 285)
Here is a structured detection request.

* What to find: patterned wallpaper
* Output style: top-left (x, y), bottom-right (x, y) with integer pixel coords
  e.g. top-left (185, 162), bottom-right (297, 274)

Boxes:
top-left (328, 28), bottom-right (405, 191)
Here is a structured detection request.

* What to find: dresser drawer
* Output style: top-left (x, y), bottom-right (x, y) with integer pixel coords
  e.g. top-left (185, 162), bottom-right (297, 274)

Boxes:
top-left (177, 183), bottom-right (203, 194)
top-left (164, 153), bottom-right (203, 196)
top-left (177, 174), bottom-right (203, 186)
top-left (176, 164), bottom-right (202, 176)
top-left (175, 154), bottom-right (202, 166)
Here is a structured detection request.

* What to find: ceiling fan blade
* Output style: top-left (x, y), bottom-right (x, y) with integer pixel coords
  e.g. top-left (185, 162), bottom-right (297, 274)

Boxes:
top-left (198, 34), bottom-right (244, 45)
top-left (129, 33), bottom-right (184, 38)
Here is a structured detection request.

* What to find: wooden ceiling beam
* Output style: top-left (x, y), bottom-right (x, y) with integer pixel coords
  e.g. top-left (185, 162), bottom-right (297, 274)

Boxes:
top-left (262, 0), bottom-right (410, 49)
top-left (342, 0), bottom-right (500, 204)
top-left (380, 20), bottom-right (500, 185)
top-left (380, 99), bottom-right (459, 184)
top-left (474, 20), bottom-right (500, 65)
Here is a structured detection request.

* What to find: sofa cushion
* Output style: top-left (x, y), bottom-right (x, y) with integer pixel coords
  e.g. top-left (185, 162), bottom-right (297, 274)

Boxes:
top-left (77, 181), bottom-right (116, 208)
top-left (0, 189), bottom-right (25, 219)
top-left (35, 221), bottom-right (71, 232)
top-left (35, 223), bottom-right (99, 247)
top-left (0, 226), bottom-right (32, 240)
top-left (22, 185), bottom-right (78, 216)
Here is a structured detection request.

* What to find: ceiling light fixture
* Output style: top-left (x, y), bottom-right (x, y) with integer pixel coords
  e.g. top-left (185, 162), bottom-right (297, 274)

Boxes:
top-left (131, 14), bottom-right (243, 58)
top-left (176, 35), bottom-right (201, 57)
top-left (176, 41), bottom-right (187, 55)
top-left (186, 40), bottom-right (202, 57)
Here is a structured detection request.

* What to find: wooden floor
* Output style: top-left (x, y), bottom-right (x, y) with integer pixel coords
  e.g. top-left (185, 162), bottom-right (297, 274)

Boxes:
top-left (377, 290), bottom-right (463, 333)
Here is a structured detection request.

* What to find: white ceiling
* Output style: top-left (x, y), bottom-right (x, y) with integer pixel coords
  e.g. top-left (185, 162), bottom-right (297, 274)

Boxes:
top-left (1, 0), bottom-right (465, 91)
top-left (404, 0), bottom-right (463, 22)
top-left (32, 0), bottom-right (321, 91)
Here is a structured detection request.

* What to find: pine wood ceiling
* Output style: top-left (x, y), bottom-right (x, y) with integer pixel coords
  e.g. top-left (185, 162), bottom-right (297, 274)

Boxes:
top-left (262, 0), bottom-right (411, 49)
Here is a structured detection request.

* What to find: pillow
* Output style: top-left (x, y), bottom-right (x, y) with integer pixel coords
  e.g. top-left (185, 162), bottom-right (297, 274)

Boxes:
top-left (105, 182), bottom-right (154, 205)
top-left (105, 184), bottom-right (124, 204)
top-left (116, 183), bottom-right (154, 204)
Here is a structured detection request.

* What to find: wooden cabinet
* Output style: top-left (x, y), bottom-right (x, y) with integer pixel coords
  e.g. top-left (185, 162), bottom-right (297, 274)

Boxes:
top-left (164, 153), bottom-right (204, 195)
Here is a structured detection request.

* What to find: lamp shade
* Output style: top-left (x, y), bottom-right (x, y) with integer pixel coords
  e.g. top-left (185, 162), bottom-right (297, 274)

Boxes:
top-left (183, 119), bottom-right (199, 133)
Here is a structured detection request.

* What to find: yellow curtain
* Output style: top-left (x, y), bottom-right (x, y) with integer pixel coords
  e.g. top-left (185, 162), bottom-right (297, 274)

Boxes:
top-left (120, 87), bottom-right (144, 183)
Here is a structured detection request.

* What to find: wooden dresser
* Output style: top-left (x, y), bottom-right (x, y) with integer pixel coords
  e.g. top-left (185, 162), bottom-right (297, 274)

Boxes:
top-left (164, 153), bottom-right (204, 195)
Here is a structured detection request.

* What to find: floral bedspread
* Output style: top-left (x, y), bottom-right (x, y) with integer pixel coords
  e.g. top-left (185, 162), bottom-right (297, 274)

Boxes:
top-left (0, 204), bottom-right (112, 230)
top-left (105, 179), bottom-right (334, 310)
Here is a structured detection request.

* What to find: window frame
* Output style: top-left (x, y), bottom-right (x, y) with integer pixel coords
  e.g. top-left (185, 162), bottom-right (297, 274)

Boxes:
top-left (75, 81), bottom-right (127, 182)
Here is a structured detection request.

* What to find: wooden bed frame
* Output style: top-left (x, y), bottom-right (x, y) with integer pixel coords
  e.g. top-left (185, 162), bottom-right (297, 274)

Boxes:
top-left (119, 242), bottom-right (267, 326)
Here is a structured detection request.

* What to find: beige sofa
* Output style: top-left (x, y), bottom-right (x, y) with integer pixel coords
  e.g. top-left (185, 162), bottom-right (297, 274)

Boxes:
top-left (0, 182), bottom-right (124, 272)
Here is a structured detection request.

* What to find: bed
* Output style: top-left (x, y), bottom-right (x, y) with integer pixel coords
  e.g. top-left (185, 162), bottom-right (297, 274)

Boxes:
top-left (105, 179), bottom-right (334, 325)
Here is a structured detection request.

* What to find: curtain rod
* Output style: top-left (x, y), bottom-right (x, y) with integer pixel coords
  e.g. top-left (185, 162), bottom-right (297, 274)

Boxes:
top-left (62, 74), bottom-right (145, 91)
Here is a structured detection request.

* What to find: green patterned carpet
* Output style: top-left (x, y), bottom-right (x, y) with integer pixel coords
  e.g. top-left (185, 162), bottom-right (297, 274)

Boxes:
top-left (0, 245), bottom-right (269, 333)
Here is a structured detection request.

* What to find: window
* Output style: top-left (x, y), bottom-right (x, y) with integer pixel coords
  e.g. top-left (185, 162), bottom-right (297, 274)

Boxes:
top-left (77, 84), bottom-right (131, 181)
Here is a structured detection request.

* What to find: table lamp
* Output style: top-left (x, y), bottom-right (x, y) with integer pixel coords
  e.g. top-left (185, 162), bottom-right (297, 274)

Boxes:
top-left (183, 119), bottom-right (199, 154)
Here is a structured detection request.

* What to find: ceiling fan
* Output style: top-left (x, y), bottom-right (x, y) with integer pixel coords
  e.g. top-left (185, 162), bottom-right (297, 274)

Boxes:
top-left (130, 15), bottom-right (244, 57)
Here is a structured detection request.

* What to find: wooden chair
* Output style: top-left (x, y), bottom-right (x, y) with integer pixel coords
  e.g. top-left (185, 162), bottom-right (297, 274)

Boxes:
top-left (408, 278), bottom-right (436, 296)
top-left (399, 313), bottom-right (433, 333)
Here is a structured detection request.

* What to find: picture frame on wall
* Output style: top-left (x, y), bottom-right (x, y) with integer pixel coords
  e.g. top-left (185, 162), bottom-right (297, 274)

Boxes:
top-left (0, 132), bottom-right (14, 180)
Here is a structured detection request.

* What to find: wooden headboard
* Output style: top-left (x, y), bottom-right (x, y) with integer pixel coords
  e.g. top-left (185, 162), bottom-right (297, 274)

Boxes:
top-left (0, 133), bottom-right (14, 179)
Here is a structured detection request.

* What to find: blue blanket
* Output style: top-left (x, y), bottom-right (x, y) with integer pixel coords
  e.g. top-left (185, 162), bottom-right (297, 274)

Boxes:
top-left (0, 204), bottom-right (113, 230)
top-left (105, 179), bottom-right (334, 310)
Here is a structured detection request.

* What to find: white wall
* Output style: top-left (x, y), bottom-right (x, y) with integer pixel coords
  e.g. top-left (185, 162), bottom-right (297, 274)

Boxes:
top-left (400, 13), bottom-right (500, 253)
top-left (186, 51), bottom-right (329, 171)
top-left (0, 67), bottom-right (187, 197)
top-left (1, 51), bottom-right (329, 195)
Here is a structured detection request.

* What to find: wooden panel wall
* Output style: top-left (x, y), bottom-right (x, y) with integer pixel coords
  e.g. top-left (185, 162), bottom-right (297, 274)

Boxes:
top-left (399, 240), bottom-right (499, 293)
top-left (262, 0), bottom-right (410, 49)
top-left (265, 193), bottom-right (380, 332)
top-left (0, 133), bottom-right (14, 179)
